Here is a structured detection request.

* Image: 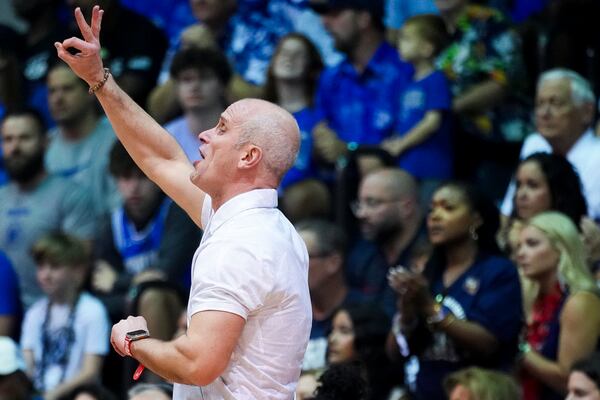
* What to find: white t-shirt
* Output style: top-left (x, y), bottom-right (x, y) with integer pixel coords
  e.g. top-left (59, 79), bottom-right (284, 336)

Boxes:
top-left (20, 292), bottom-right (110, 392)
top-left (501, 129), bottom-right (600, 221)
top-left (173, 189), bottom-right (312, 400)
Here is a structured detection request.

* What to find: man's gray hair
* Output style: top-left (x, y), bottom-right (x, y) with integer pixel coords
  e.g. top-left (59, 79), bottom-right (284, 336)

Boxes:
top-left (538, 68), bottom-right (595, 107)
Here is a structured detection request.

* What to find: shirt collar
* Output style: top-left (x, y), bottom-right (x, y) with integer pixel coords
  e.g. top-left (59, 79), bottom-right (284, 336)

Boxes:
top-left (205, 188), bottom-right (278, 237)
top-left (338, 42), bottom-right (395, 78)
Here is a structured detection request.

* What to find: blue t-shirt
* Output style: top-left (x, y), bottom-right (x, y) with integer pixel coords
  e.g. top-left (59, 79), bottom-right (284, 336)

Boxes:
top-left (413, 254), bottom-right (523, 399)
top-left (316, 42), bottom-right (413, 145)
top-left (280, 107), bottom-right (321, 190)
top-left (395, 70), bottom-right (453, 180)
top-left (0, 250), bottom-right (22, 339)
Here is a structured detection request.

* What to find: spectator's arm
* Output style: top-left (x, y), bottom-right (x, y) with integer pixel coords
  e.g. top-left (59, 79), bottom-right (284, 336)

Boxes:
top-left (0, 316), bottom-right (15, 338)
top-left (382, 111), bottom-right (442, 156)
top-left (43, 354), bottom-right (104, 400)
top-left (522, 291), bottom-right (600, 394)
top-left (452, 79), bottom-right (507, 114)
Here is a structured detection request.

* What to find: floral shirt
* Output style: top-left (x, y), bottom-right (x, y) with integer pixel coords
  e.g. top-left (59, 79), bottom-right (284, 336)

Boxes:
top-left (437, 4), bottom-right (532, 142)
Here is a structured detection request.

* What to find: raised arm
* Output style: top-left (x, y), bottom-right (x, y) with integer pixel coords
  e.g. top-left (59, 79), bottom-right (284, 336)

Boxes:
top-left (54, 6), bottom-right (205, 226)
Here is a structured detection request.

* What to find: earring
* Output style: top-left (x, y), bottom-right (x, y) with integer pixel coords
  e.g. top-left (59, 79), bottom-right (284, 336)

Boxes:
top-left (469, 225), bottom-right (479, 241)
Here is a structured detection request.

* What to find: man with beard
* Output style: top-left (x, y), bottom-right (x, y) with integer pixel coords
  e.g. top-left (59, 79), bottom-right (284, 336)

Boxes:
top-left (0, 109), bottom-right (96, 309)
top-left (309, 0), bottom-right (412, 164)
top-left (46, 63), bottom-right (119, 215)
top-left (347, 167), bottom-right (427, 316)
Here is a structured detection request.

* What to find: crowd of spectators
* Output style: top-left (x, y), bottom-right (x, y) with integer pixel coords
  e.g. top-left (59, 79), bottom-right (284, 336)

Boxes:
top-left (1, 0), bottom-right (600, 399)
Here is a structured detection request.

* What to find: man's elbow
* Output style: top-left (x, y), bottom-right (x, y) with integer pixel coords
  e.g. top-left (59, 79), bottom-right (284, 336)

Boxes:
top-left (188, 360), bottom-right (227, 386)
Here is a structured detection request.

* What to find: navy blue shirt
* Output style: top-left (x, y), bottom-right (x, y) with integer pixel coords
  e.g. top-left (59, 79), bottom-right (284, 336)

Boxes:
top-left (395, 70), bottom-right (453, 180)
top-left (412, 254), bottom-right (523, 399)
top-left (316, 42), bottom-right (413, 145)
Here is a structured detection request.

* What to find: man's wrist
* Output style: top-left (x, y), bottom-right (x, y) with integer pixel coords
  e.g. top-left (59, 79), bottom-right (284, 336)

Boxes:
top-left (125, 329), bottom-right (150, 357)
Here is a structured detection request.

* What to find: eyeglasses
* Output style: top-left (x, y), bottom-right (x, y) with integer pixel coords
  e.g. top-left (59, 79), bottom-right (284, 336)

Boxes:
top-left (350, 197), bottom-right (401, 215)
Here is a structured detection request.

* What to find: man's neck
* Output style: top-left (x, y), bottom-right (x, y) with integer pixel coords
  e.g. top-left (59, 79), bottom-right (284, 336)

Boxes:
top-left (413, 60), bottom-right (434, 80)
top-left (50, 287), bottom-right (79, 306)
top-left (16, 170), bottom-right (48, 192)
top-left (547, 130), bottom-right (586, 156)
top-left (350, 32), bottom-right (383, 74)
top-left (275, 80), bottom-right (309, 114)
top-left (60, 112), bottom-right (99, 141)
top-left (185, 105), bottom-right (223, 136)
top-left (311, 278), bottom-right (348, 321)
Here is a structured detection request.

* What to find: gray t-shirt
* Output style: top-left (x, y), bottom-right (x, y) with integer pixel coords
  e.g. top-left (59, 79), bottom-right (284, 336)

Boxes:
top-left (0, 175), bottom-right (96, 308)
top-left (46, 116), bottom-right (120, 215)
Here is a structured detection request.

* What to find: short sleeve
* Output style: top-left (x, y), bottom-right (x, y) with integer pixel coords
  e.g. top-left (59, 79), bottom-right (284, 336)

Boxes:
top-left (188, 241), bottom-right (274, 320)
top-left (81, 298), bottom-right (110, 356)
top-left (424, 72), bottom-right (452, 111)
top-left (20, 301), bottom-right (45, 351)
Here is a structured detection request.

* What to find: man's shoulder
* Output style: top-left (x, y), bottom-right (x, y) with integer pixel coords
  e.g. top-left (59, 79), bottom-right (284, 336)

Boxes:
top-left (521, 132), bottom-right (550, 157)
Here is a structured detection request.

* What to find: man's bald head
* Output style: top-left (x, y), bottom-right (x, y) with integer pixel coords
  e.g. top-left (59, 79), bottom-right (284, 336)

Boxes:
top-left (231, 98), bottom-right (300, 182)
top-left (362, 168), bottom-right (418, 200)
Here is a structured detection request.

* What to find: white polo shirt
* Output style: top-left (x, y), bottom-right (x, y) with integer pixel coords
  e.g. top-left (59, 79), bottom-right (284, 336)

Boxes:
top-left (173, 189), bottom-right (312, 400)
top-left (501, 129), bottom-right (600, 221)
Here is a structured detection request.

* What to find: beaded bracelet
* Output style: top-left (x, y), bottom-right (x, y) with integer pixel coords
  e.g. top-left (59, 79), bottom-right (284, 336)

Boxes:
top-left (88, 68), bottom-right (110, 95)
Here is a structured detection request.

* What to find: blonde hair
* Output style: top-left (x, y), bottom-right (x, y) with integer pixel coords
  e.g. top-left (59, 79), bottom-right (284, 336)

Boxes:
top-left (443, 367), bottom-right (521, 400)
top-left (527, 211), bottom-right (597, 294)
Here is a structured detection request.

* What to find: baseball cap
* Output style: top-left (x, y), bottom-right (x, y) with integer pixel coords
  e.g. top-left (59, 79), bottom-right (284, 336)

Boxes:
top-left (309, 0), bottom-right (384, 21)
top-left (0, 337), bottom-right (26, 375)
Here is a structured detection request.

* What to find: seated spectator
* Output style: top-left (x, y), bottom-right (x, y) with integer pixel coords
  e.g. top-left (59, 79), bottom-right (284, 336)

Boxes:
top-left (517, 212), bottom-right (600, 399)
top-left (310, 0), bottom-right (413, 166)
top-left (443, 367), bottom-right (521, 400)
top-left (387, 181), bottom-right (523, 399)
top-left (436, 0), bottom-right (530, 200)
top-left (0, 109), bottom-right (96, 309)
top-left (264, 34), bottom-right (330, 222)
top-left (67, 0), bottom-right (168, 108)
top-left (64, 382), bottom-right (117, 400)
top-left (22, 232), bottom-right (110, 400)
top-left (326, 303), bottom-right (399, 400)
top-left (382, 14), bottom-right (453, 205)
top-left (93, 141), bottom-right (200, 342)
top-left (347, 168), bottom-right (427, 316)
top-left (164, 47), bottom-right (231, 162)
top-left (501, 69), bottom-right (600, 222)
top-left (295, 219), bottom-right (364, 371)
top-left (127, 382), bottom-right (172, 400)
top-left (0, 250), bottom-right (21, 340)
top-left (568, 352), bottom-right (600, 400)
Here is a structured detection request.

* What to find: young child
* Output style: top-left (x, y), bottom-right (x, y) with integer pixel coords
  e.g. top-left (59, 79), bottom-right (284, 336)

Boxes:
top-left (20, 232), bottom-right (110, 400)
top-left (382, 14), bottom-right (453, 205)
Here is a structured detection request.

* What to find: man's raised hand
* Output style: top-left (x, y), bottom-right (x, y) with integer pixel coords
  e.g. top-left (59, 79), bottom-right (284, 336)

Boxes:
top-left (54, 6), bottom-right (105, 86)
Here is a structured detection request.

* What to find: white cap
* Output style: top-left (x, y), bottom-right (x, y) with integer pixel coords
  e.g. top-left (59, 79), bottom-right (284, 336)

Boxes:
top-left (0, 336), bottom-right (26, 375)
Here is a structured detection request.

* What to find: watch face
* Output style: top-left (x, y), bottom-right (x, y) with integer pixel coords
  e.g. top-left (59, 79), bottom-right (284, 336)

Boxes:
top-left (126, 329), bottom-right (149, 340)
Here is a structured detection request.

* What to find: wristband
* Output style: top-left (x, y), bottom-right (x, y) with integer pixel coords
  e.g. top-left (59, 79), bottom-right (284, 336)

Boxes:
top-left (125, 329), bottom-right (149, 381)
top-left (88, 68), bottom-right (110, 95)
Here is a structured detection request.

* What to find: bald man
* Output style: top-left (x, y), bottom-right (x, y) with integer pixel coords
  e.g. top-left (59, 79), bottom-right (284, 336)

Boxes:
top-left (54, 6), bottom-right (311, 399)
top-left (347, 167), bottom-right (427, 316)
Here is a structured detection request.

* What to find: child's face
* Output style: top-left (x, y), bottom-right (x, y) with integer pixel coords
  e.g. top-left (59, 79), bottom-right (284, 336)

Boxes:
top-left (397, 24), bottom-right (429, 63)
top-left (327, 310), bottom-right (356, 364)
top-left (36, 262), bottom-right (81, 301)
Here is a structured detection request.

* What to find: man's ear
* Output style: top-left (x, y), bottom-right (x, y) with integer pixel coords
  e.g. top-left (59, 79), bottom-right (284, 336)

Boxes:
top-left (239, 145), bottom-right (263, 169)
top-left (581, 101), bottom-right (595, 127)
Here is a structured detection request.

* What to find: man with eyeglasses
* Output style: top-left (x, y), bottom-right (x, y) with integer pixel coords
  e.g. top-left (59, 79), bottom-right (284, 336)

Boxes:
top-left (500, 68), bottom-right (600, 222)
top-left (346, 167), bottom-right (428, 317)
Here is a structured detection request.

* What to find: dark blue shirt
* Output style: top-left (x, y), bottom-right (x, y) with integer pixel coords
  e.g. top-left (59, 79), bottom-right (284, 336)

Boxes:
top-left (280, 107), bottom-right (321, 190)
top-left (395, 70), bottom-right (453, 180)
top-left (316, 42), bottom-right (413, 145)
top-left (413, 254), bottom-right (523, 399)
